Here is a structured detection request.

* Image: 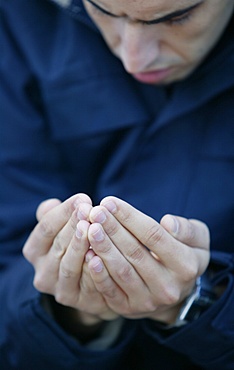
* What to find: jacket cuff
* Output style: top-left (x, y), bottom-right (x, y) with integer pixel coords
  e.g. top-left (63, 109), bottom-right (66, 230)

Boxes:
top-left (17, 296), bottom-right (136, 368)
top-left (141, 253), bottom-right (234, 369)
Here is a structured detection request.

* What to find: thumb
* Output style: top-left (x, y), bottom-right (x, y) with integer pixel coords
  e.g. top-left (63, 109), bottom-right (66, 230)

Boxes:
top-left (160, 214), bottom-right (210, 250)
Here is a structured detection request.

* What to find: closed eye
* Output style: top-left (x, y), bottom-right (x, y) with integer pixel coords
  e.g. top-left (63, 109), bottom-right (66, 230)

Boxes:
top-left (85, 0), bottom-right (203, 26)
top-left (85, 0), bottom-right (117, 18)
top-left (166, 12), bottom-right (193, 26)
top-left (141, 3), bottom-right (202, 26)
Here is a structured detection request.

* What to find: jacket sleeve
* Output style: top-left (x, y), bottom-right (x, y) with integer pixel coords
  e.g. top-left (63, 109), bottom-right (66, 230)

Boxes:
top-left (141, 251), bottom-right (234, 369)
top-left (0, 4), bottom-right (136, 369)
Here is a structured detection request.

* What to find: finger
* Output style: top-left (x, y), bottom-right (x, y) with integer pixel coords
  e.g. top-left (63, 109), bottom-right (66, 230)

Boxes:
top-left (49, 201), bottom-right (93, 262)
top-left (160, 215), bottom-right (210, 274)
top-left (33, 219), bottom-right (90, 296)
top-left (89, 206), bottom-right (207, 315)
top-left (23, 193), bottom-right (92, 263)
top-left (48, 208), bottom-right (80, 262)
top-left (89, 205), bottom-right (164, 280)
top-left (33, 203), bottom-right (92, 295)
top-left (100, 197), bottom-right (179, 264)
top-left (100, 197), bottom-right (209, 274)
top-left (88, 255), bottom-right (158, 318)
top-left (88, 255), bottom-right (129, 315)
top-left (89, 206), bottom-right (186, 303)
top-left (79, 255), bottom-right (119, 320)
top-left (160, 214), bottom-right (210, 248)
top-left (36, 198), bottom-right (61, 221)
top-left (77, 202), bottom-right (93, 221)
top-left (88, 221), bottom-right (149, 296)
top-left (87, 221), bottom-right (159, 314)
top-left (55, 220), bottom-right (91, 306)
top-left (100, 196), bottom-right (168, 251)
top-left (85, 248), bottom-right (96, 263)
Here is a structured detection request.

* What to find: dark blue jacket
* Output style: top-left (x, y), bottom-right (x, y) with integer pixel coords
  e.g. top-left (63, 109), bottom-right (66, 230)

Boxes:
top-left (0, 0), bottom-right (234, 369)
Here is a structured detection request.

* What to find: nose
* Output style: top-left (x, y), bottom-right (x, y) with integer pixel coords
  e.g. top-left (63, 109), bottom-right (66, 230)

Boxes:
top-left (118, 21), bottom-right (160, 74)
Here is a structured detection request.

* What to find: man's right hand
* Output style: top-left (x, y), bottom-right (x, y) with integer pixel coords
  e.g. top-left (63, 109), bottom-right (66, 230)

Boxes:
top-left (23, 194), bottom-right (118, 329)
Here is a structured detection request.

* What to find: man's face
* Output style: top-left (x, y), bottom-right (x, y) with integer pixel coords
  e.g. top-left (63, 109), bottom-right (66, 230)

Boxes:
top-left (83, 0), bottom-right (234, 84)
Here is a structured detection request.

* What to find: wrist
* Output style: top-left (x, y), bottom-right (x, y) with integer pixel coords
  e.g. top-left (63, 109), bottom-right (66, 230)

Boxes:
top-left (152, 272), bottom-right (218, 330)
top-left (41, 294), bottom-right (105, 343)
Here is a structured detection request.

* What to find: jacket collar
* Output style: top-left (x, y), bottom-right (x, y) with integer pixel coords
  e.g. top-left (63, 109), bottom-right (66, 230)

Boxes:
top-left (156, 16), bottom-right (234, 127)
top-left (51, 0), bottom-right (98, 29)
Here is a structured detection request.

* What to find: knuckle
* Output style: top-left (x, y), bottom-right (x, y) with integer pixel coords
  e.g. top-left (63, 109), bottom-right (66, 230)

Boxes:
top-left (22, 241), bottom-right (34, 263)
top-left (118, 208), bottom-right (132, 226)
top-left (33, 274), bottom-right (50, 293)
top-left (182, 261), bottom-right (199, 281)
top-left (186, 221), bottom-right (196, 242)
top-left (99, 283), bottom-right (117, 299)
top-left (52, 236), bottom-right (66, 259)
top-left (162, 285), bottom-right (180, 306)
top-left (192, 220), bottom-right (210, 245)
top-left (54, 291), bottom-right (66, 305)
top-left (104, 220), bottom-right (119, 238)
top-left (128, 246), bottom-right (145, 265)
top-left (117, 264), bottom-right (133, 283)
top-left (70, 211), bottom-right (78, 231)
top-left (154, 279), bottom-right (181, 306)
top-left (144, 224), bottom-right (164, 246)
top-left (79, 280), bottom-right (91, 294)
top-left (38, 219), bottom-right (55, 239)
top-left (94, 273), bottom-right (115, 298)
top-left (71, 241), bottom-right (80, 253)
top-left (142, 299), bottom-right (157, 313)
top-left (103, 288), bottom-right (117, 299)
top-left (93, 240), bottom-right (111, 254)
top-left (63, 202), bottom-right (74, 220)
top-left (60, 265), bottom-right (76, 279)
top-left (54, 290), bottom-right (74, 306)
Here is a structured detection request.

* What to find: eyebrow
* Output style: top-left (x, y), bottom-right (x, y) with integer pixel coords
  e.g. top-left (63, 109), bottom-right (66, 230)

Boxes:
top-left (85, 0), bottom-right (204, 25)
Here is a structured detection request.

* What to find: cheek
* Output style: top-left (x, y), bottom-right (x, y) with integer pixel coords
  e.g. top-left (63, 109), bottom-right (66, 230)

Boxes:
top-left (169, 26), bottom-right (212, 65)
top-left (91, 16), bottom-right (122, 51)
top-left (102, 28), bottom-right (121, 52)
top-left (182, 35), bottom-right (216, 66)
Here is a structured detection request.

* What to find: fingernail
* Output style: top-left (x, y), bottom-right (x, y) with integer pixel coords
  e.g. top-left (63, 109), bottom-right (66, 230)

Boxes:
top-left (85, 249), bottom-right (95, 263)
top-left (77, 209), bottom-right (87, 220)
top-left (93, 260), bottom-right (103, 273)
top-left (94, 210), bottom-right (106, 224)
top-left (170, 216), bottom-right (179, 234)
top-left (92, 227), bottom-right (104, 241)
top-left (102, 200), bottom-right (117, 213)
top-left (76, 224), bottom-right (83, 238)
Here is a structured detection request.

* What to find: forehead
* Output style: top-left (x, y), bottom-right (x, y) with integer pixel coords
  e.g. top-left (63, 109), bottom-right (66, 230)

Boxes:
top-left (95, 0), bottom-right (199, 16)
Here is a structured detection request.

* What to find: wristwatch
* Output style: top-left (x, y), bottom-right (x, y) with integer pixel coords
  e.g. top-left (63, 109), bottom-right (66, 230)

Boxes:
top-left (169, 273), bottom-right (217, 328)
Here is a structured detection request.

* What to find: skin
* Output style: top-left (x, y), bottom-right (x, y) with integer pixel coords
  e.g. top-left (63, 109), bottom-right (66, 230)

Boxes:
top-left (23, 195), bottom-right (118, 326)
top-left (83, 0), bottom-right (234, 84)
top-left (80, 198), bottom-right (210, 323)
top-left (23, 0), bottom-right (233, 333)
top-left (23, 195), bottom-right (209, 327)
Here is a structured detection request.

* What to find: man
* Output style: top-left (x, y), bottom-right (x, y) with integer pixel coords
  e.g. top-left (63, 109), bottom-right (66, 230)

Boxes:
top-left (0, 0), bottom-right (234, 368)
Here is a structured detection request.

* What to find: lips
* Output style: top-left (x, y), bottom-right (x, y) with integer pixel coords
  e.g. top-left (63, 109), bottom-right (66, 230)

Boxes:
top-left (132, 68), bottom-right (172, 84)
